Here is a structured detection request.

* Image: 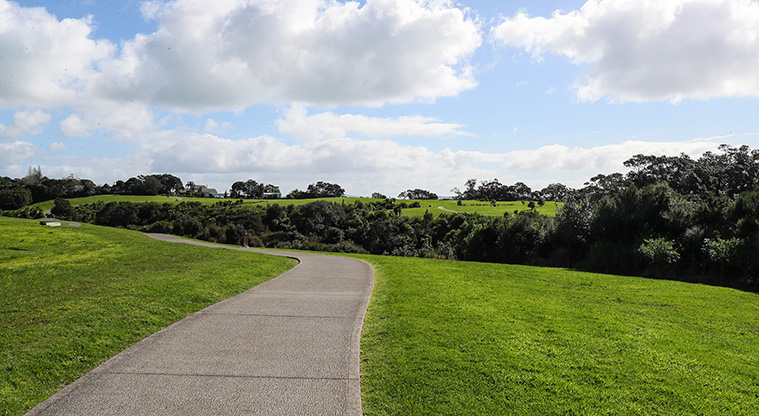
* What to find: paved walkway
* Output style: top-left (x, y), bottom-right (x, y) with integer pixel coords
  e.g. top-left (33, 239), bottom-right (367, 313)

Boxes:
top-left (27, 234), bottom-right (374, 415)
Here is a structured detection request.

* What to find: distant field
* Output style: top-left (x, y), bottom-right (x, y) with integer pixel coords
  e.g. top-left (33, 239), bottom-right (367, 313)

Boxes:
top-left (0, 217), bottom-right (296, 415)
top-left (354, 254), bottom-right (759, 415)
top-left (35, 195), bottom-right (559, 217)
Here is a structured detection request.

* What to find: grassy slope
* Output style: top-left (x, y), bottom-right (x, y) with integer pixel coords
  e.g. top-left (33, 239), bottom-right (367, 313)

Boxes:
top-left (35, 195), bottom-right (559, 217)
top-left (355, 255), bottom-right (759, 415)
top-left (0, 217), bottom-right (296, 415)
top-left (3, 217), bottom-right (756, 414)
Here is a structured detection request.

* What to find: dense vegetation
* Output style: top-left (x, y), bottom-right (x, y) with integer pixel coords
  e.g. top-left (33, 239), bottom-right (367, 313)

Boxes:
top-left (0, 217), bottom-right (296, 415)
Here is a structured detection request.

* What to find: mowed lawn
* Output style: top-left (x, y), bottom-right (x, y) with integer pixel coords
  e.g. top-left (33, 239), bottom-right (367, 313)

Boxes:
top-left (356, 255), bottom-right (759, 415)
top-left (0, 217), bottom-right (296, 415)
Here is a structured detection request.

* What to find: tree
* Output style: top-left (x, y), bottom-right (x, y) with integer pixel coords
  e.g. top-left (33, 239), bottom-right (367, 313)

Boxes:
top-left (371, 192), bottom-right (387, 199)
top-left (21, 166), bottom-right (43, 186)
top-left (0, 186), bottom-right (32, 210)
top-left (306, 181), bottom-right (345, 198)
top-left (148, 174), bottom-right (183, 194)
top-left (539, 183), bottom-right (569, 201)
top-left (398, 189), bottom-right (438, 200)
top-left (51, 198), bottom-right (74, 219)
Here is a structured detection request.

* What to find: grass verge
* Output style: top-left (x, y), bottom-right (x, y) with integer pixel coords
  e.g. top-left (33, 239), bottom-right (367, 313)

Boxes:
top-left (0, 217), bottom-right (296, 415)
top-left (355, 255), bottom-right (759, 415)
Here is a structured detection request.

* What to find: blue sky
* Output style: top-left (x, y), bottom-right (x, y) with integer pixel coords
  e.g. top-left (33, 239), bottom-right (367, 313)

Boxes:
top-left (2, 0), bottom-right (759, 196)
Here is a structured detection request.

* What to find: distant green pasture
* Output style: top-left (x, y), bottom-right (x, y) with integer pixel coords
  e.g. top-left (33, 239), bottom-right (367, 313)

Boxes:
top-left (36, 195), bottom-right (559, 217)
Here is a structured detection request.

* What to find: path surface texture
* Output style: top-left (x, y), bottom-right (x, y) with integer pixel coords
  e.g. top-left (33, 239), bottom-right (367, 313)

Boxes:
top-left (27, 234), bottom-right (375, 416)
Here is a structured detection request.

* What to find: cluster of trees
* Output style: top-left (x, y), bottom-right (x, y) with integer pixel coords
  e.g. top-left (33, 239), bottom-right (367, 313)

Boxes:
top-left (106, 174), bottom-right (184, 196)
top-left (1, 167), bottom-right (97, 209)
top-left (0, 167), bottom-right (348, 211)
top-left (287, 181), bottom-right (345, 199)
top-left (584, 144), bottom-right (759, 200)
top-left (398, 189), bottom-right (439, 200)
top-left (230, 180), bottom-right (280, 199)
top-left (452, 179), bottom-right (569, 202)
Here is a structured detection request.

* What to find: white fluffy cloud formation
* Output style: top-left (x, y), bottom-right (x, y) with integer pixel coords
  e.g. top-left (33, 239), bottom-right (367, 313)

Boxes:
top-left (0, 140), bottom-right (36, 167)
top-left (0, 0), bottom-right (112, 108)
top-left (0, 110), bottom-right (51, 139)
top-left (277, 104), bottom-right (472, 141)
top-left (492, 0), bottom-right (759, 102)
top-left (59, 103), bottom-right (159, 140)
top-left (140, 132), bottom-right (497, 194)
top-left (501, 139), bottom-right (726, 174)
top-left (92, 0), bottom-right (481, 110)
top-left (1, 0), bottom-right (479, 111)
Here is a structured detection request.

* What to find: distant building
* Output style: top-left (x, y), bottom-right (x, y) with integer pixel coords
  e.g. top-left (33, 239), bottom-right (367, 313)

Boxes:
top-left (201, 187), bottom-right (225, 198)
top-left (185, 184), bottom-right (225, 198)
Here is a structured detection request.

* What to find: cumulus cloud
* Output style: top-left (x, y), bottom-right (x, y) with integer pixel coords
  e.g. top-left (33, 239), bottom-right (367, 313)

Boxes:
top-left (137, 131), bottom-right (497, 194)
top-left (49, 142), bottom-right (66, 151)
top-left (59, 103), bottom-right (158, 141)
top-left (92, 0), bottom-right (481, 110)
top-left (501, 139), bottom-right (727, 173)
top-left (0, 110), bottom-right (51, 139)
top-left (60, 114), bottom-right (93, 138)
top-left (492, 0), bottom-right (759, 102)
top-left (0, 140), bottom-right (36, 166)
top-left (277, 104), bottom-right (472, 141)
top-left (0, 0), bottom-right (113, 108)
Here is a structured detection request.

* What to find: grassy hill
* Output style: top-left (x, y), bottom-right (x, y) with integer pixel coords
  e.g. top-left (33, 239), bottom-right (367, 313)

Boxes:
top-left (34, 195), bottom-right (559, 218)
top-left (0, 217), bottom-right (296, 415)
top-left (355, 255), bottom-right (759, 415)
top-left (4, 219), bottom-right (749, 415)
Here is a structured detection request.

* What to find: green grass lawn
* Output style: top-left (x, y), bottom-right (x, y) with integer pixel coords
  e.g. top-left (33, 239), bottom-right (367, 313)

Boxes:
top-left (35, 195), bottom-right (559, 218)
top-left (354, 255), bottom-right (759, 415)
top-left (0, 217), bottom-right (296, 415)
top-left (4, 219), bottom-right (757, 415)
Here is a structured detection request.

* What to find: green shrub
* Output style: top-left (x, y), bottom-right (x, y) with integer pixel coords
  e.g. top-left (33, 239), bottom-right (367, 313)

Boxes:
top-left (638, 238), bottom-right (680, 265)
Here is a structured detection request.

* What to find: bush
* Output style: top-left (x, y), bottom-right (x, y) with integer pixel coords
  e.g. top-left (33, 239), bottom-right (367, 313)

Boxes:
top-left (51, 198), bottom-right (74, 219)
top-left (638, 238), bottom-right (680, 265)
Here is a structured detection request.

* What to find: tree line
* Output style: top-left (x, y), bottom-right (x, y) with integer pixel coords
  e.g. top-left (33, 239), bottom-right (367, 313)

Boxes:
top-left (4, 145), bottom-right (759, 291)
top-left (0, 167), bottom-right (350, 212)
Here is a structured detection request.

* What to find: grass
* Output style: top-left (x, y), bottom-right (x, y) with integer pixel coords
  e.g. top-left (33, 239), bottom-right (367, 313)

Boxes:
top-left (35, 195), bottom-right (559, 218)
top-left (354, 255), bottom-right (759, 415)
top-left (4, 218), bottom-right (757, 415)
top-left (399, 199), bottom-right (560, 218)
top-left (0, 217), bottom-right (297, 415)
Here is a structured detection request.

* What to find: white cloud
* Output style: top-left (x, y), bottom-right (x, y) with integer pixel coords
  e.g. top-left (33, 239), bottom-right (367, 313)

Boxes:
top-left (277, 104), bottom-right (472, 141)
top-left (0, 110), bottom-right (51, 139)
top-left (49, 142), bottom-right (66, 151)
top-left (501, 140), bottom-right (726, 173)
top-left (59, 103), bottom-right (158, 141)
top-left (204, 118), bottom-right (232, 134)
top-left (92, 0), bottom-right (482, 110)
top-left (492, 0), bottom-right (759, 102)
top-left (0, 140), bottom-right (36, 167)
top-left (134, 131), bottom-right (497, 195)
top-left (0, 0), bottom-right (113, 108)
top-left (60, 114), bottom-right (93, 138)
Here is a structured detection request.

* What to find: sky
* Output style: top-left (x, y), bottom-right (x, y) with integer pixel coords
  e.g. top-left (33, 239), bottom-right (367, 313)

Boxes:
top-left (2, 0), bottom-right (759, 197)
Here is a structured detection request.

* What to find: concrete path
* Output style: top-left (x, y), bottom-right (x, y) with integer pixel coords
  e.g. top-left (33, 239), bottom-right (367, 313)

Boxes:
top-left (27, 234), bottom-right (374, 416)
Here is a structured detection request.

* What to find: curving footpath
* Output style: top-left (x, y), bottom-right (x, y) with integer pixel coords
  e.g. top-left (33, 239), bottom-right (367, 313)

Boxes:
top-left (26, 234), bottom-right (374, 416)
